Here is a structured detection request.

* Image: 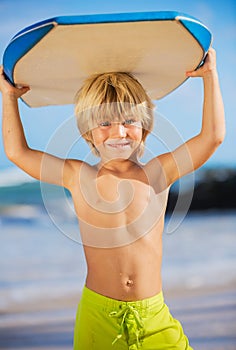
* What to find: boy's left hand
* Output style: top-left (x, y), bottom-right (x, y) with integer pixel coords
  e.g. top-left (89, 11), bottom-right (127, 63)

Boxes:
top-left (186, 47), bottom-right (217, 78)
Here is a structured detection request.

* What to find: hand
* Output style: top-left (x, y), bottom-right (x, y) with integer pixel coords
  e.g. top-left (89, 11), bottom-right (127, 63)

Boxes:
top-left (0, 66), bottom-right (30, 98)
top-left (186, 48), bottom-right (217, 78)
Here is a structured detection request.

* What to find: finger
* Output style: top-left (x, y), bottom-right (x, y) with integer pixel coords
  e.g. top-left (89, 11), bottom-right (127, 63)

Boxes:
top-left (16, 84), bottom-right (30, 89)
top-left (186, 70), bottom-right (199, 77)
top-left (19, 86), bottom-right (30, 95)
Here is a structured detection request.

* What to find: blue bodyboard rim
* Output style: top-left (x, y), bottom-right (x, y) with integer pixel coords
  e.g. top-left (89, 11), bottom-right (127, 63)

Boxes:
top-left (2, 11), bottom-right (212, 105)
top-left (10, 11), bottom-right (205, 39)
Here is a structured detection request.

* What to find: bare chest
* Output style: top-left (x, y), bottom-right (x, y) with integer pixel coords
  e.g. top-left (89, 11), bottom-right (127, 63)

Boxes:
top-left (72, 174), bottom-right (168, 231)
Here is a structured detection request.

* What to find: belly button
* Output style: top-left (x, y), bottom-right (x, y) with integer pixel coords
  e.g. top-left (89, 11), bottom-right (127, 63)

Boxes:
top-left (126, 279), bottom-right (134, 287)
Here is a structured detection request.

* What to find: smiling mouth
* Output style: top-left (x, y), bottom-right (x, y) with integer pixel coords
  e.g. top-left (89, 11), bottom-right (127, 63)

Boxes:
top-left (106, 141), bottom-right (131, 149)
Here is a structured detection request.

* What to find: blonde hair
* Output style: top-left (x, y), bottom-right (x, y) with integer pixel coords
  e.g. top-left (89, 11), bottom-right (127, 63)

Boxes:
top-left (74, 72), bottom-right (154, 156)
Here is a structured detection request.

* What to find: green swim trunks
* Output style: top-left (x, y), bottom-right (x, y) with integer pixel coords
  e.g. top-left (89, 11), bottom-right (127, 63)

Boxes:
top-left (73, 286), bottom-right (193, 349)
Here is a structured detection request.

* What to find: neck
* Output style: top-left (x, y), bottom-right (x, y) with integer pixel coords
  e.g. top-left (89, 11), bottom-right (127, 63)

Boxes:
top-left (97, 155), bottom-right (141, 174)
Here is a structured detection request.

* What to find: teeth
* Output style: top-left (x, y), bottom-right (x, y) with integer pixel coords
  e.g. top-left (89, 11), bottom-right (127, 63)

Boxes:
top-left (108, 143), bottom-right (129, 148)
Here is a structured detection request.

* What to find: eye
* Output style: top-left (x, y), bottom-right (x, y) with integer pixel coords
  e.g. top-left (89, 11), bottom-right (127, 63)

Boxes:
top-left (99, 121), bottom-right (111, 127)
top-left (123, 119), bottom-right (136, 126)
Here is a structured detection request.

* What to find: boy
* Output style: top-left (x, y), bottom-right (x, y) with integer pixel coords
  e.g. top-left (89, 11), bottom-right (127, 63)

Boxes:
top-left (0, 48), bottom-right (225, 349)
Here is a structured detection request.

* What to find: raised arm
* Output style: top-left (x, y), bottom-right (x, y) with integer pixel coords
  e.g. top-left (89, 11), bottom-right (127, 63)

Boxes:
top-left (156, 48), bottom-right (225, 186)
top-left (0, 66), bottom-right (80, 190)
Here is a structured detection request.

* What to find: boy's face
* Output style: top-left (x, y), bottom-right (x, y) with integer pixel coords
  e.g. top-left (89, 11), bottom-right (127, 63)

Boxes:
top-left (91, 116), bottom-right (143, 161)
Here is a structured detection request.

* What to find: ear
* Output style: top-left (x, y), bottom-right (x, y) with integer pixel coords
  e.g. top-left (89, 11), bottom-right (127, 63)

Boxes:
top-left (142, 129), bottom-right (150, 143)
top-left (83, 130), bottom-right (93, 142)
top-left (82, 132), bottom-right (100, 156)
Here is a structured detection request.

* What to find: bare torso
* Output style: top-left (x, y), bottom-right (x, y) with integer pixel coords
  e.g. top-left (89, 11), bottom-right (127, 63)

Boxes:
top-left (70, 159), bottom-right (169, 301)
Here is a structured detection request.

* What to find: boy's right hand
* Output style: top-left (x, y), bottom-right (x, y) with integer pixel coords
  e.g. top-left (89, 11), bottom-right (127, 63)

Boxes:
top-left (0, 66), bottom-right (30, 99)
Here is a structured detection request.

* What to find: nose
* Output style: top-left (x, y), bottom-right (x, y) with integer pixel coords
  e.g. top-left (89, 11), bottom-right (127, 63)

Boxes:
top-left (110, 123), bottom-right (127, 138)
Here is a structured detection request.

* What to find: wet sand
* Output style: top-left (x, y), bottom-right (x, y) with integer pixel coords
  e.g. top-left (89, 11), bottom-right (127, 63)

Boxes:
top-left (0, 284), bottom-right (235, 350)
top-left (166, 284), bottom-right (236, 350)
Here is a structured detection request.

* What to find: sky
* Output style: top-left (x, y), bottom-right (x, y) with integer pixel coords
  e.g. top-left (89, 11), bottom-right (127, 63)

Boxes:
top-left (0, 0), bottom-right (235, 174)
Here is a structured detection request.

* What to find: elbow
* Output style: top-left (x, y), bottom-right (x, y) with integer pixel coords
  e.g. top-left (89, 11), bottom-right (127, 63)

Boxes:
top-left (217, 136), bottom-right (225, 146)
top-left (216, 128), bottom-right (226, 145)
top-left (215, 119), bottom-right (226, 145)
top-left (3, 141), bottom-right (17, 162)
top-left (5, 147), bottom-right (25, 165)
top-left (208, 123), bottom-right (226, 147)
top-left (4, 146), bottom-right (16, 162)
top-left (4, 139), bottom-right (30, 163)
top-left (211, 131), bottom-right (225, 149)
top-left (5, 150), bottom-right (19, 164)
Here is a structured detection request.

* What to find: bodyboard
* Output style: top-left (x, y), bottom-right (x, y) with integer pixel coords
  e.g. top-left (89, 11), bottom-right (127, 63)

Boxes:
top-left (2, 11), bottom-right (212, 107)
